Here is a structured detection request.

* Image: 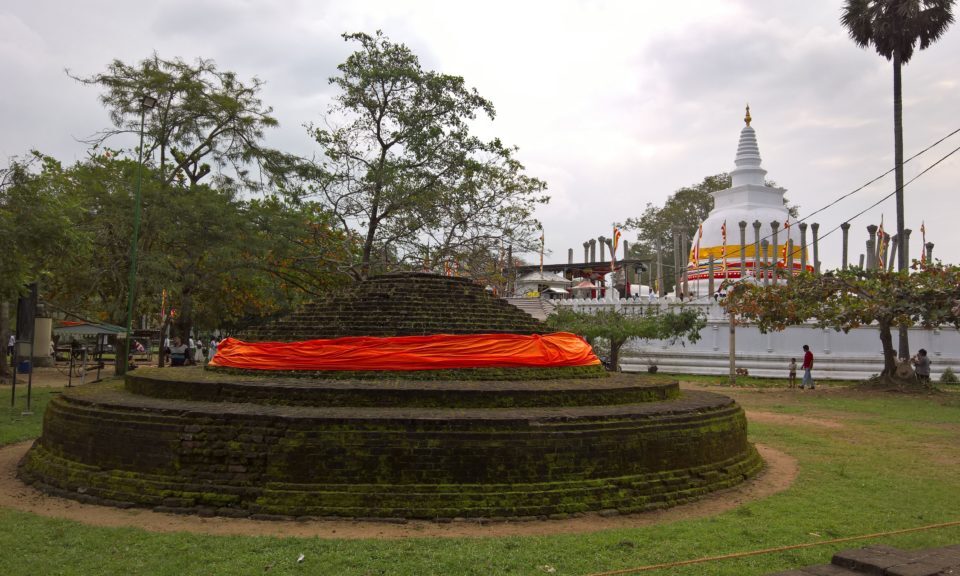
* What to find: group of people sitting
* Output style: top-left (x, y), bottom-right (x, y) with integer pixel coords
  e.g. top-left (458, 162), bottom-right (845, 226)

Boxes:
top-left (165, 336), bottom-right (218, 367)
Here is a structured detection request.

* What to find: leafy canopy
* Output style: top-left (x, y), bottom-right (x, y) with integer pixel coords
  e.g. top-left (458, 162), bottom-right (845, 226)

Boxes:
top-left (841, 0), bottom-right (955, 64)
top-left (305, 31), bottom-right (547, 278)
top-left (546, 305), bottom-right (705, 370)
top-left (723, 264), bottom-right (960, 374)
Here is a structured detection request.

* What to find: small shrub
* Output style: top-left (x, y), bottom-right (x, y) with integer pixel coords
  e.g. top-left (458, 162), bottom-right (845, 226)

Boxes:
top-left (940, 367), bottom-right (959, 384)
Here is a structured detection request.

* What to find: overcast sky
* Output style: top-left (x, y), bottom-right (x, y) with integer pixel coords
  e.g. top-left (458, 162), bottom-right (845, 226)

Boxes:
top-left (3, 0), bottom-right (959, 269)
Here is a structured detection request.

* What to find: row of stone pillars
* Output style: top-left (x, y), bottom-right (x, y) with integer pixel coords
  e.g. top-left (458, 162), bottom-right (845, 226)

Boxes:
top-left (659, 221), bottom-right (936, 299)
top-left (571, 236), bottom-right (630, 265)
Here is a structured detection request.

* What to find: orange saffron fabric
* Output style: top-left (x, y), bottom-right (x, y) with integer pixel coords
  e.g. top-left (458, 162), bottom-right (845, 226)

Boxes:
top-left (209, 332), bottom-right (599, 371)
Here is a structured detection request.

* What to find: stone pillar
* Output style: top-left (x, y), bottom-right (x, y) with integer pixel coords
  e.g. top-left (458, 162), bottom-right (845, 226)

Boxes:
top-left (760, 240), bottom-right (770, 285)
top-left (841, 222), bottom-right (851, 270)
top-left (589, 239), bottom-right (596, 263)
top-left (656, 237), bottom-right (664, 297)
top-left (752, 220), bottom-right (762, 279)
top-left (925, 242), bottom-right (935, 264)
top-left (681, 230), bottom-right (690, 297)
top-left (507, 244), bottom-right (514, 295)
top-left (881, 232), bottom-right (891, 269)
top-left (858, 254), bottom-right (865, 269)
top-left (888, 234), bottom-right (898, 272)
top-left (799, 222), bottom-right (808, 272)
top-left (811, 222), bottom-right (820, 275)
top-left (738, 221), bottom-right (747, 280)
top-left (866, 225), bottom-right (878, 270)
top-left (568, 248), bottom-right (573, 265)
top-left (673, 227), bottom-right (683, 298)
top-left (902, 228), bottom-right (912, 266)
top-left (708, 255), bottom-right (715, 297)
top-left (770, 221), bottom-right (780, 283)
top-left (786, 238), bottom-right (795, 280)
top-left (583, 242), bottom-right (589, 263)
top-left (598, 236), bottom-right (606, 263)
top-left (32, 317), bottom-right (53, 368)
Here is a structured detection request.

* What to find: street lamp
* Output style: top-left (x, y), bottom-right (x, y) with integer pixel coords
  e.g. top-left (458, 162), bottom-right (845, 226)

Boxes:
top-left (122, 94), bottom-right (156, 374)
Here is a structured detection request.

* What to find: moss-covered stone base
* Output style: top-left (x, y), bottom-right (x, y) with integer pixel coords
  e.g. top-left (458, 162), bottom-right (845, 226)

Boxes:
top-left (19, 379), bottom-right (762, 519)
top-left (126, 367), bottom-right (673, 408)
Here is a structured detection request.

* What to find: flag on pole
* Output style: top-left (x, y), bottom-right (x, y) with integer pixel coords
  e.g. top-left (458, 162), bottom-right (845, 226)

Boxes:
top-left (539, 229), bottom-right (545, 276)
top-left (720, 220), bottom-right (728, 275)
top-left (612, 226), bottom-right (624, 295)
top-left (691, 224), bottom-right (703, 265)
top-left (781, 217), bottom-right (790, 265)
top-left (160, 289), bottom-right (167, 323)
top-left (876, 216), bottom-right (886, 268)
top-left (920, 221), bottom-right (927, 266)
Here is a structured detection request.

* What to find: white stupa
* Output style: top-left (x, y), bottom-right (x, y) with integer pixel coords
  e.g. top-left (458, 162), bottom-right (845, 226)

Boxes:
top-left (686, 106), bottom-right (811, 295)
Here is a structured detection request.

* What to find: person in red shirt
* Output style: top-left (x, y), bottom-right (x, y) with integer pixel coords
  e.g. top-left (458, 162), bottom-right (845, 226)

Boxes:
top-left (801, 344), bottom-right (815, 389)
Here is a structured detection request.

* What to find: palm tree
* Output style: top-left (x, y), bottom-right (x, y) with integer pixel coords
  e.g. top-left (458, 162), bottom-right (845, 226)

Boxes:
top-left (841, 0), bottom-right (955, 359)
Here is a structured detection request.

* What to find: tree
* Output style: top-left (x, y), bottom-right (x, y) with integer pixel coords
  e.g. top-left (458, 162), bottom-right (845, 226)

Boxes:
top-left (305, 31), bottom-right (547, 278)
top-left (0, 154), bottom-right (91, 377)
top-left (841, 0), bottom-right (956, 358)
top-left (27, 152), bottom-right (352, 341)
top-left (622, 173), bottom-right (795, 293)
top-left (545, 306), bottom-right (705, 371)
top-left (722, 264), bottom-right (960, 378)
top-left (71, 53), bottom-right (285, 189)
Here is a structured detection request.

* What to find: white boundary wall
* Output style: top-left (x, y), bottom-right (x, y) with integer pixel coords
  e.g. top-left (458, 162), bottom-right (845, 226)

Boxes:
top-left (557, 298), bottom-right (960, 380)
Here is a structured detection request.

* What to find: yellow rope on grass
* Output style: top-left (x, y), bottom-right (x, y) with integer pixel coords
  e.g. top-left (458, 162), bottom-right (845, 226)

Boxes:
top-left (585, 519), bottom-right (960, 576)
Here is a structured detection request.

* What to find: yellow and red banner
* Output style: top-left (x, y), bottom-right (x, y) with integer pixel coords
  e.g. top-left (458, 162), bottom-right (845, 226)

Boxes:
top-left (209, 332), bottom-right (600, 371)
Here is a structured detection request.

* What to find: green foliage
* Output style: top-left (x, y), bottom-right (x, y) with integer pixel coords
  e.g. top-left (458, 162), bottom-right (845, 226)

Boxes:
top-left (0, 154), bottom-right (91, 302)
top-left (4, 151), bottom-right (351, 334)
top-left (303, 31), bottom-right (548, 278)
top-left (841, 0), bottom-right (956, 65)
top-left (546, 305), bottom-right (705, 369)
top-left (724, 264), bottom-right (960, 375)
top-left (70, 53), bottom-right (287, 190)
top-left (621, 173), bottom-right (796, 292)
top-left (939, 366), bottom-right (958, 384)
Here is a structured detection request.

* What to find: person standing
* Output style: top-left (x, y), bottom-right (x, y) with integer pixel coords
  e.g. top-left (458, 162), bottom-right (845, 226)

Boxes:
top-left (209, 337), bottom-right (218, 358)
top-left (801, 344), bottom-right (815, 389)
top-left (788, 358), bottom-right (797, 388)
top-left (169, 337), bottom-right (188, 367)
top-left (912, 349), bottom-right (931, 383)
top-left (7, 333), bottom-right (15, 365)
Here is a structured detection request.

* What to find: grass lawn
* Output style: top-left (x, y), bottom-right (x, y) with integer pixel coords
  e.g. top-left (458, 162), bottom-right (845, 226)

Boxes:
top-left (0, 380), bottom-right (958, 575)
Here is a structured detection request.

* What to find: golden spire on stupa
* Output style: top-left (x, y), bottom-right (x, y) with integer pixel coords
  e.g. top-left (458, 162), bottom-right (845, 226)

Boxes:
top-left (744, 104), bottom-right (752, 127)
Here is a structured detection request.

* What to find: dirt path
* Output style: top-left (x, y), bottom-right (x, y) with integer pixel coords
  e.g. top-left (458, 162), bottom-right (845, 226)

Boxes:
top-left (0, 442), bottom-right (795, 539)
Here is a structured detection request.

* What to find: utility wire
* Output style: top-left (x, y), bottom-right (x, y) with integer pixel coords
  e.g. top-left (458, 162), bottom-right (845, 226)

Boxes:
top-left (793, 125), bottom-right (960, 227)
top-left (817, 140), bottom-right (960, 243)
top-left (585, 519), bottom-right (960, 576)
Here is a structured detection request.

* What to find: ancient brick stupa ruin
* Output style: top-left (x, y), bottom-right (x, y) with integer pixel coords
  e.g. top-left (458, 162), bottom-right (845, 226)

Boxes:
top-left (19, 273), bottom-right (761, 519)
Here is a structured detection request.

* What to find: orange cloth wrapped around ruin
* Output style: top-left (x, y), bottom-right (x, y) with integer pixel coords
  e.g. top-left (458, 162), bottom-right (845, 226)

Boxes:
top-left (209, 332), bottom-right (599, 371)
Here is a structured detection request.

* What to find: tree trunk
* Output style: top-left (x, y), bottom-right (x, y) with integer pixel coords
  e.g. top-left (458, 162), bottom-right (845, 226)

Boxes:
top-left (157, 316), bottom-right (172, 368)
top-left (893, 51), bottom-right (910, 360)
top-left (0, 300), bottom-right (9, 379)
top-left (878, 320), bottom-right (897, 376)
top-left (174, 289), bottom-right (193, 343)
top-left (610, 338), bottom-right (624, 371)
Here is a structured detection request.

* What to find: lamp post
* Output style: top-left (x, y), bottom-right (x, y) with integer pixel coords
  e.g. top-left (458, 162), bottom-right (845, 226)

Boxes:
top-left (122, 94), bottom-right (156, 375)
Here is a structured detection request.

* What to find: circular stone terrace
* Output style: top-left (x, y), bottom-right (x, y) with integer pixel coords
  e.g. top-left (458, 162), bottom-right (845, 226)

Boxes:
top-left (18, 273), bottom-right (762, 520)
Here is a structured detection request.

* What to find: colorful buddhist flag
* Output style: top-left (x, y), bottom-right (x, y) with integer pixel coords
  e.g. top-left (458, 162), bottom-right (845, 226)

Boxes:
top-left (720, 220), bottom-right (728, 274)
top-left (920, 221), bottom-right (927, 266)
top-left (691, 224), bottom-right (703, 266)
top-left (876, 216), bottom-right (886, 268)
